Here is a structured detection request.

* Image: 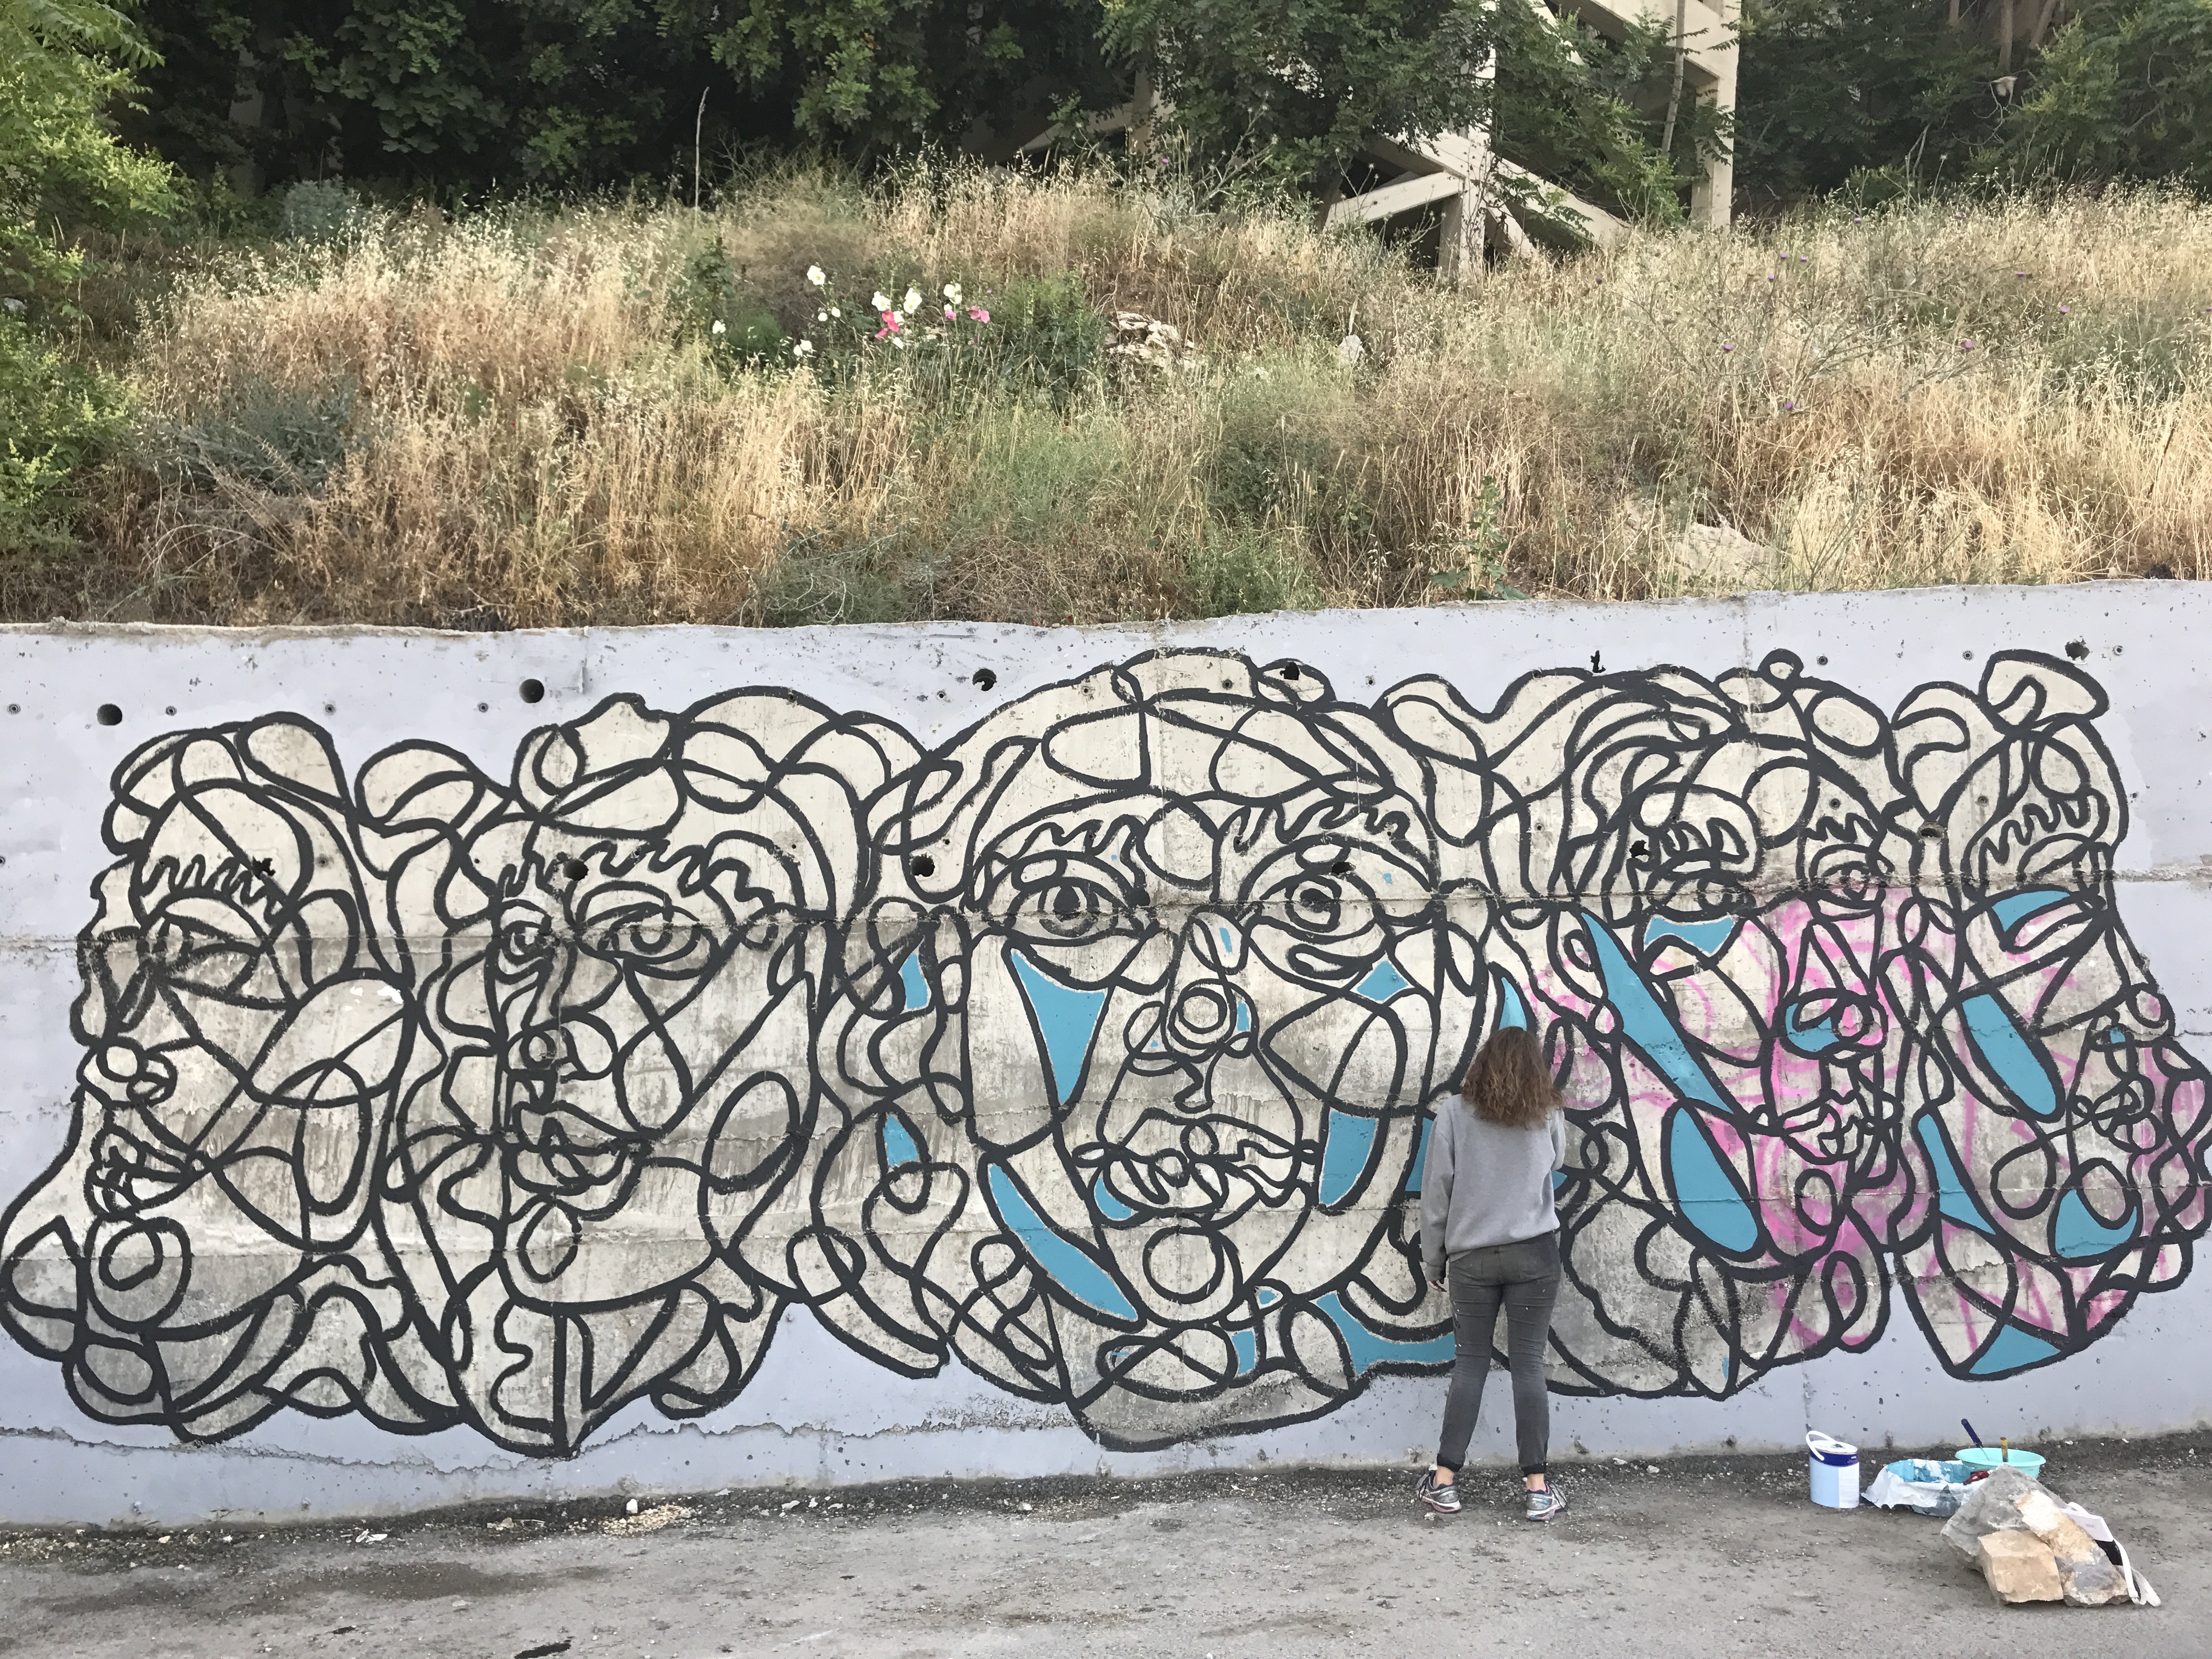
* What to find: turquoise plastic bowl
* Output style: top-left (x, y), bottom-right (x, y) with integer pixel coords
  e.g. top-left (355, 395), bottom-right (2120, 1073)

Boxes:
top-left (1957, 1447), bottom-right (2046, 1478)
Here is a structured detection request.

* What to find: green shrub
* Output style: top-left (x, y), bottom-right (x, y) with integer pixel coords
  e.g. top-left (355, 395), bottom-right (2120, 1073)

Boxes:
top-left (1997, 0), bottom-right (2212, 191)
top-left (1182, 523), bottom-right (1322, 617)
top-left (278, 179), bottom-right (365, 243)
top-left (144, 374), bottom-right (361, 491)
top-left (0, 314), bottom-right (129, 554)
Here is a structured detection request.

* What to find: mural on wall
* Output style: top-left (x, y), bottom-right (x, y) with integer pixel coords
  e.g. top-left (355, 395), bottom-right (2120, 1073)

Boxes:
top-left (3, 647), bottom-right (2205, 1455)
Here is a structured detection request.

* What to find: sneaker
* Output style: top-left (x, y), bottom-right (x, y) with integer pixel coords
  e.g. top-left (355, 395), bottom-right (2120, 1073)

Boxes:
top-left (1523, 1483), bottom-right (1566, 1523)
top-left (1417, 1469), bottom-right (1462, 1515)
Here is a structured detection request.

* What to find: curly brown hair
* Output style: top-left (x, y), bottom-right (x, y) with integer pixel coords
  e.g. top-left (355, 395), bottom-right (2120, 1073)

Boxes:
top-left (1460, 1025), bottom-right (1562, 1128)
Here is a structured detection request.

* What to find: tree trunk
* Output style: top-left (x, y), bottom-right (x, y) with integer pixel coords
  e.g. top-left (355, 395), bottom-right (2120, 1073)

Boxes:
top-left (2000, 0), bottom-right (2016, 70)
top-left (1660, 0), bottom-right (1689, 161)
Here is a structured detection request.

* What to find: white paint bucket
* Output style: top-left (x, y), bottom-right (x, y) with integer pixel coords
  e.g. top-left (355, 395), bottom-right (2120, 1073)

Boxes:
top-left (1807, 1431), bottom-right (1860, 1508)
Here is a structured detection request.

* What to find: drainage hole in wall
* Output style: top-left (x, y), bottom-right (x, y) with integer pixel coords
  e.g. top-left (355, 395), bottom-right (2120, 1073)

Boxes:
top-left (521, 678), bottom-right (546, 704)
top-left (971, 669), bottom-right (996, 692)
top-left (97, 704), bottom-right (121, 726)
top-left (912, 855), bottom-right (936, 878)
top-left (477, 701), bottom-right (490, 712)
top-left (165, 706), bottom-right (177, 716)
top-left (5, 704), bottom-right (16, 714)
top-left (561, 859), bottom-right (588, 882)
top-left (324, 702), bottom-right (336, 714)
top-left (2066, 640), bottom-right (2090, 660)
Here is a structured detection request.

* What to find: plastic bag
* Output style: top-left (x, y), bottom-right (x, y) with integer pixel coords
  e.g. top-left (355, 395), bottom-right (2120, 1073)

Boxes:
top-left (1861, 1457), bottom-right (1973, 1516)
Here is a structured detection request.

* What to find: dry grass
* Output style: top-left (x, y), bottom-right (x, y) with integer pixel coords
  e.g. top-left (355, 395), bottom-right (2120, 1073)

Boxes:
top-left (17, 166), bottom-right (2210, 627)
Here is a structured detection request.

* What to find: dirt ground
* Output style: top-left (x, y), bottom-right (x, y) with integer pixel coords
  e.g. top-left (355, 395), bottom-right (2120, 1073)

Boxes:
top-left (3, 1436), bottom-right (2204, 1659)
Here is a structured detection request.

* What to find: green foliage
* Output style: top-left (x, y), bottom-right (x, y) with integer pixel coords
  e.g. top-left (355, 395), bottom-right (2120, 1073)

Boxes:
top-left (1424, 476), bottom-right (1524, 599)
top-left (2, 0), bottom-right (179, 297)
top-left (1734, 0), bottom-right (1998, 202)
top-left (143, 373), bottom-right (360, 490)
top-left (1997, 0), bottom-right (2212, 191)
top-left (1493, 2), bottom-right (1718, 223)
top-left (1104, 0), bottom-right (1498, 180)
top-left (0, 312), bottom-right (131, 554)
top-left (704, 0), bottom-right (1113, 151)
top-left (1182, 523), bottom-right (1322, 616)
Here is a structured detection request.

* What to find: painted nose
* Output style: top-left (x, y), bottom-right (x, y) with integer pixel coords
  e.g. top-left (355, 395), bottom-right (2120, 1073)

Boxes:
top-left (1164, 980), bottom-right (1253, 1058)
top-left (505, 1018), bottom-right (614, 1080)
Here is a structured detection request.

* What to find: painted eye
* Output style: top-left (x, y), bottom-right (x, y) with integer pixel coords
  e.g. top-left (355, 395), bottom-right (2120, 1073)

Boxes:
top-left (602, 911), bottom-right (702, 962)
top-left (1287, 877), bottom-right (1342, 930)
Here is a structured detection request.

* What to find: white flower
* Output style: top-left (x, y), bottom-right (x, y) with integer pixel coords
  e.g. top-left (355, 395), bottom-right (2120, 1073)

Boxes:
top-left (817, 310), bottom-right (828, 322)
top-left (903, 286), bottom-right (922, 314)
top-left (830, 307), bottom-right (840, 318)
top-left (892, 336), bottom-right (907, 350)
top-left (943, 282), bottom-right (963, 304)
top-left (1337, 332), bottom-right (1364, 366)
top-left (872, 291), bottom-right (892, 312)
top-left (793, 339), bottom-right (815, 358)
top-left (806, 265), bottom-right (826, 286)
top-left (710, 319), bottom-right (727, 335)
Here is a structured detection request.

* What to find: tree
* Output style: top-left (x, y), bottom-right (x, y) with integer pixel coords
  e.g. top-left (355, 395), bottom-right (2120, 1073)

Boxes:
top-left (1099, 0), bottom-right (1500, 184)
top-left (1997, 0), bottom-right (2212, 189)
top-left (2, 0), bottom-right (175, 551)
top-left (1733, 0), bottom-right (1997, 201)
top-left (2, 0), bottom-right (178, 258)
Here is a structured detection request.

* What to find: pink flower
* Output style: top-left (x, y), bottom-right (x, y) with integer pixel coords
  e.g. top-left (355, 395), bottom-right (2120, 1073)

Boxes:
top-left (874, 309), bottom-right (902, 340)
top-left (967, 307), bottom-right (990, 323)
top-left (944, 304), bottom-right (956, 319)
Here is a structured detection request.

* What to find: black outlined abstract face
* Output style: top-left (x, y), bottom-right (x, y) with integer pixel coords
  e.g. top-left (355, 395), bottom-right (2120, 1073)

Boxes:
top-left (0, 721), bottom-right (442, 1440)
top-left (366, 693), bottom-right (915, 1453)
top-left (860, 653), bottom-right (1482, 1444)
top-left (4, 644), bottom-right (2207, 1459)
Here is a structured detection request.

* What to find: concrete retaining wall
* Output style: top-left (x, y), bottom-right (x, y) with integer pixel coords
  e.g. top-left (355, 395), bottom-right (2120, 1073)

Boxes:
top-left (3, 585), bottom-right (2208, 1524)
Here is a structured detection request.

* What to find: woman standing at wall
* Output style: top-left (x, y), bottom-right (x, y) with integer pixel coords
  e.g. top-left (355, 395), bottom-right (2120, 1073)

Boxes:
top-left (1416, 1025), bottom-right (1569, 1521)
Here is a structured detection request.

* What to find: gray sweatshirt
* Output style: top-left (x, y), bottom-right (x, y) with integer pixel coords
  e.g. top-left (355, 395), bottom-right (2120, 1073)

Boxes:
top-left (1419, 1101), bottom-right (1568, 1280)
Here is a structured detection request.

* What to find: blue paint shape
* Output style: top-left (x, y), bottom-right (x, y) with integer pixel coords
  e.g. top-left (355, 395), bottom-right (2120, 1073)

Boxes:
top-left (1317, 1110), bottom-right (1379, 1206)
top-left (1969, 1323), bottom-right (2063, 1376)
top-left (1552, 1170), bottom-right (1567, 1190)
top-left (1407, 1116), bottom-right (1435, 1194)
top-left (1581, 915), bottom-right (1729, 1110)
top-left (1662, 1104), bottom-right (1761, 1254)
top-left (1217, 924), bottom-right (1234, 953)
top-left (2053, 1186), bottom-right (2136, 1259)
top-left (897, 951), bottom-right (930, 1012)
top-left (984, 1162), bottom-right (1139, 1324)
top-left (1230, 1328), bottom-right (1259, 1375)
top-left (1316, 1291), bottom-right (1454, 1375)
top-left (1962, 994), bottom-right (2059, 1118)
top-left (1234, 1000), bottom-right (1252, 1034)
top-left (1353, 958), bottom-right (1412, 1003)
top-left (1913, 1114), bottom-right (1997, 1235)
top-left (1989, 888), bottom-right (2069, 934)
top-left (1255, 1285), bottom-right (1282, 1308)
top-left (1494, 972), bottom-right (1528, 1031)
top-left (880, 1113), bottom-right (922, 1171)
top-left (1008, 948), bottom-right (1110, 1109)
top-left (2104, 1026), bottom-right (2129, 1047)
top-left (1783, 1001), bottom-right (1842, 1054)
top-left (1644, 915), bottom-right (1742, 957)
top-left (1092, 1171), bottom-right (1136, 1222)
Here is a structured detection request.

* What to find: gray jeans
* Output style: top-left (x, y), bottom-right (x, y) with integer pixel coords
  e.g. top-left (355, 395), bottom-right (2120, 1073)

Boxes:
top-left (1435, 1231), bottom-right (1561, 1476)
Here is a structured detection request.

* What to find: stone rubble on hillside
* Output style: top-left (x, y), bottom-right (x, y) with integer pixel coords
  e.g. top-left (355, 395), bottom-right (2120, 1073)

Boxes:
top-left (1109, 312), bottom-right (1199, 373)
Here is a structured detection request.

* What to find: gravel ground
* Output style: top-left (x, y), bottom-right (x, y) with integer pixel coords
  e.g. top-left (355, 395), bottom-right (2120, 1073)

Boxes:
top-left (2, 1435), bottom-right (2204, 1659)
